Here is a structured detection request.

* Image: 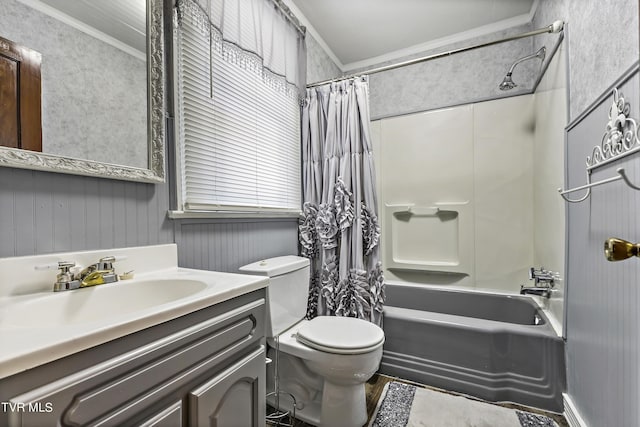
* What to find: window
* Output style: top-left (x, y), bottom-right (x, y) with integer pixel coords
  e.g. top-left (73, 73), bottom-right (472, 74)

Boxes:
top-left (174, 0), bottom-right (303, 216)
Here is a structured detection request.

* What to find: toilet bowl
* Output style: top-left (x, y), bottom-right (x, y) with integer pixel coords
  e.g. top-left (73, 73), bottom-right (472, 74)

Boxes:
top-left (239, 256), bottom-right (385, 427)
top-left (270, 317), bottom-right (384, 426)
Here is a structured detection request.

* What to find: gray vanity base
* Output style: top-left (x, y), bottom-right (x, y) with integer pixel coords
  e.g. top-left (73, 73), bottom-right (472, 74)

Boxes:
top-left (0, 289), bottom-right (266, 427)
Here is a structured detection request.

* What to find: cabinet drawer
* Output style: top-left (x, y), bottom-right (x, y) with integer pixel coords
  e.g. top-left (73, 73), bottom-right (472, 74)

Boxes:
top-left (8, 297), bottom-right (264, 427)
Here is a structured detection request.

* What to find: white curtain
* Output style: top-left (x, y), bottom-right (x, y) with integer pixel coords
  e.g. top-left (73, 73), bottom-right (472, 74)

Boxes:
top-left (300, 77), bottom-right (385, 326)
top-left (177, 0), bottom-right (306, 97)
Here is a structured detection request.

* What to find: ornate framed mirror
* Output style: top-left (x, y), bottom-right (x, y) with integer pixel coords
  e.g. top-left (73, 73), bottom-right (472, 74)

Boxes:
top-left (0, 0), bottom-right (165, 183)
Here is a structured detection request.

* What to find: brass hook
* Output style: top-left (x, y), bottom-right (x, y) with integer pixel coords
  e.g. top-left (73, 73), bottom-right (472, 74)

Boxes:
top-left (604, 237), bottom-right (640, 261)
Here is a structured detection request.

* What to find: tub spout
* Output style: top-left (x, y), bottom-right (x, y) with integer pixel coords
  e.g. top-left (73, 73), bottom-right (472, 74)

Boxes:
top-left (520, 286), bottom-right (551, 298)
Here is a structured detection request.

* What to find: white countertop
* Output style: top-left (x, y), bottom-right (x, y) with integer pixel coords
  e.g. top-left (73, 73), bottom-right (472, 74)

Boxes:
top-left (0, 245), bottom-right (269, 378)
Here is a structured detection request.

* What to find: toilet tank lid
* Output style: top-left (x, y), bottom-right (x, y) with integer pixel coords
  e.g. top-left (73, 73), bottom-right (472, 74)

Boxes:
top-left (239, 255), bottom-right (309, 277)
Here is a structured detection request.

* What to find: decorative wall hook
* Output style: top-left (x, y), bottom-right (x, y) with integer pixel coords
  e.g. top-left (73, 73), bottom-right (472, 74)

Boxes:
top-left (559, 89), bottom-right (640, 203)
top-left (604, 237), bottom-right (640, 261)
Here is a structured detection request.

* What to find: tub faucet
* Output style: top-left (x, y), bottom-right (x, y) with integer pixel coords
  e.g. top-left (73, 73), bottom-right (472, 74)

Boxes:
top-left (520, 286), bottom-right (552, 298)
top-left (520, 267), bottom-right (558, 298)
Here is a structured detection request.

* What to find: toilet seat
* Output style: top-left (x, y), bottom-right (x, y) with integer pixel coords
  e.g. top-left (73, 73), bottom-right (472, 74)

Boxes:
top-left (296, 316), bottom-right (384, 355)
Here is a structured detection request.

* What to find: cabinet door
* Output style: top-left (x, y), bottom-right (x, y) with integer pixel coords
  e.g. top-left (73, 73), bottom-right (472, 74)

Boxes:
top-left (188, 346), bottom-right (265, 427)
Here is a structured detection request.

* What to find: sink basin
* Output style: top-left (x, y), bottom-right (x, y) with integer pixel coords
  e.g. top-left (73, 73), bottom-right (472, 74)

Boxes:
top-left (0, 278), bottom-right (208, 329)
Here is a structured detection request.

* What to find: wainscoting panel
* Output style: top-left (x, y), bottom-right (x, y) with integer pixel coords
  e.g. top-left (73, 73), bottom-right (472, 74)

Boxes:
top-left (565, 65), bottom-right (640, 427)
top-left (0, 167), bottom-right (173, 258)
top-left (176, 219), bottom-right (299, 272)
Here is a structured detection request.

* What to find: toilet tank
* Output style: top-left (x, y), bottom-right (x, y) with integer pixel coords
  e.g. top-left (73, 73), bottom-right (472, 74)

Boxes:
top-left (239, 256), bottom-right (310, 337)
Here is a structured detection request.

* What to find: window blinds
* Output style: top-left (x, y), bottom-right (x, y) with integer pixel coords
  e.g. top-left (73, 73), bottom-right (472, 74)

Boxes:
top-left (176, 2), bottom-right (302, 212)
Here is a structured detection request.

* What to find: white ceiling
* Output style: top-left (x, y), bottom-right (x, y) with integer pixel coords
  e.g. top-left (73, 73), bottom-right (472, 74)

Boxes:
top-left (287, 0), bottom-right (537, 71)
top-left (23, 0), bottom-right (146, 54)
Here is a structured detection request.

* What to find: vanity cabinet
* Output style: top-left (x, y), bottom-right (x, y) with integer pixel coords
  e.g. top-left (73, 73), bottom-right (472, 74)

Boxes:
top-left (0, 290), bottom-right (266, 427)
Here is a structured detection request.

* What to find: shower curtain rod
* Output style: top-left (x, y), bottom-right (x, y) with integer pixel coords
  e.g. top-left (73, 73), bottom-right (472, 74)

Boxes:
top-left (306, 20), bottom-right (565, 88)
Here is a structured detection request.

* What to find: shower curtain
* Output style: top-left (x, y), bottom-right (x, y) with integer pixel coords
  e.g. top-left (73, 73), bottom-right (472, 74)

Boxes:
top-left (299, 76), bottom-right (385, 326)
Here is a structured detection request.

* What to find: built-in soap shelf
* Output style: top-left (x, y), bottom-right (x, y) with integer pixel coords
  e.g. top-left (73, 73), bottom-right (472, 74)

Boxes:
top-left (559, 88), bottom-right (640, 203)
top-left (384, 201), bottom-right (472, 274)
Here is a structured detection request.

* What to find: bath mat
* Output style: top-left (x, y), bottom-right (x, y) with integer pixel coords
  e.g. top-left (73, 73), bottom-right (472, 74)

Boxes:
top-left (368, 381), bottom-right (559, 427)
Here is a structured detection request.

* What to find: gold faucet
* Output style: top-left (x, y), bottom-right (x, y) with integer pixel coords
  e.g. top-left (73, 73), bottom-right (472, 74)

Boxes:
top-left (79, 256), bottom-right (119, 287)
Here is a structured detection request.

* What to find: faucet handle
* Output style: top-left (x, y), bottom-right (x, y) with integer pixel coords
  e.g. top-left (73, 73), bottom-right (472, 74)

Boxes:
top-left (35, 261), bottom-right (82, 292)
top-left (97, 256), bottom-right (116, 271)
top-left (35, 261), bottom-right (76, 279)
top-left (96, 255), bottom-right (127, 272)
top-left (35, 261), bottom-right (75, 271)
top-left (529, 266), bottom-right (545, 280)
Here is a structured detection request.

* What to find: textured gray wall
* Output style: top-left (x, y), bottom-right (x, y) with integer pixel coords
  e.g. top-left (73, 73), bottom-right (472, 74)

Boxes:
top-left (306, 33), bottom-right (342, 84)
top-left (312, 0), bottom-right (640, 122)
top-left (358, 24), bottom-right (540, 120)
top-left (534, 0), bottom-right (639, 120)
top-left (565, 69), bottom-right (640, 427)
top-left (1, 0), bottom-right (147, 169)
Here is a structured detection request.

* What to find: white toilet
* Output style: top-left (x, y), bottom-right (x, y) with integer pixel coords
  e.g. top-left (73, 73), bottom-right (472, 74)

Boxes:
top-left (240, 256), bottom-right (385, 427)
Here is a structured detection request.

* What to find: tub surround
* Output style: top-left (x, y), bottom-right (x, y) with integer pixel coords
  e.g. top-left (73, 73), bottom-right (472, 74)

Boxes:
top-left (532, 40), bottom-right (567, 335)
top-left (372, 95), bottom-right (537, 294)
top-left (371, 89), bottom-right (567, 334)
top-left (0, 243), bottom-right (268, 378)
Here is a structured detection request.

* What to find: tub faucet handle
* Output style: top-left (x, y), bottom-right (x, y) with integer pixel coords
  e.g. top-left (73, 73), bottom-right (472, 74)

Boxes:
top-left (529, 267), bottom-right (558, 286)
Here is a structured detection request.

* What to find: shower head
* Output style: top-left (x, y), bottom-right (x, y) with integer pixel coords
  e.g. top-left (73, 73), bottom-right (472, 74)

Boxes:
top-left (499, 73), bottom-right (517, 90)
top-left (498, 46), bottom-right (547, 91)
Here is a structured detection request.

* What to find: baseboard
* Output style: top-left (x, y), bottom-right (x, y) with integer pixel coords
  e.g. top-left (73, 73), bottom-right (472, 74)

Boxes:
top-left (563, 393), bottom-right (588, 427)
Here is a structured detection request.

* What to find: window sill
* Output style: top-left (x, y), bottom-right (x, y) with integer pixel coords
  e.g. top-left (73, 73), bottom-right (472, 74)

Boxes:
top-left (168, 210), bottom-right (302, 220)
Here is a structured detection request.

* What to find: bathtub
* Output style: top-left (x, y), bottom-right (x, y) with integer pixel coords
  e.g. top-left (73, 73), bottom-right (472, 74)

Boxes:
top-left (380, 281), bottom-right (565, 412)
